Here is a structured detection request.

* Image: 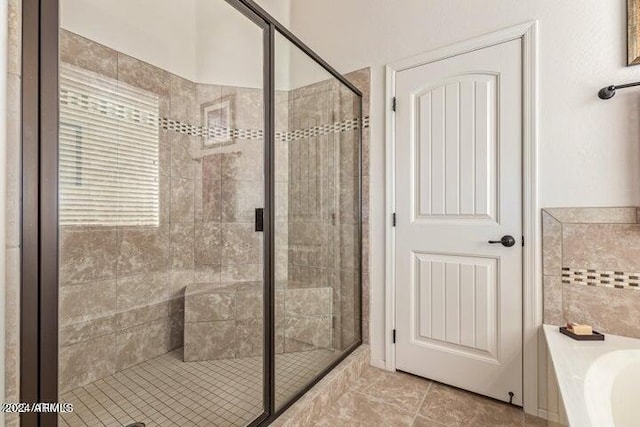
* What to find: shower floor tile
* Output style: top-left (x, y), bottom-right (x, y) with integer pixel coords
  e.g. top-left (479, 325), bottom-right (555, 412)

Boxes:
top-left (59, 348), bottom-right (339, 427)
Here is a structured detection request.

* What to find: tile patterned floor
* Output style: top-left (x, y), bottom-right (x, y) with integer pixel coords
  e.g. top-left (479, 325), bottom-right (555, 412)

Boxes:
top-left (59, 348), bottom-right (339, 427)
top-left (313, 365), bottom-right (550, 427)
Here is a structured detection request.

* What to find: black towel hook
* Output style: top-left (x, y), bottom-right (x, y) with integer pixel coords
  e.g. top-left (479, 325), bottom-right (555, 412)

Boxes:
top-left (598, 81), bottom-right (640, 99)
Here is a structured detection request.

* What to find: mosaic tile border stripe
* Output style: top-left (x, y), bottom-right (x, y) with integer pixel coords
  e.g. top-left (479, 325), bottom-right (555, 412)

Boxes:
top-left (278, 116), bottom-right (370, 142)
top-left (162, 116), bottom-right (369, 142)
top-left (561, 267), bottom-right (640, 290)
top-left (61, 86), bottom-right (369, 143)
top-left (159, 117), bottom-right (264, 140)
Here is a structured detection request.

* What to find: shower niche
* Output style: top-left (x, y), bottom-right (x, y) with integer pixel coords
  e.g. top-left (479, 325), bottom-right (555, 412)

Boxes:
top-left (51, 0), bottom-right (362, 426)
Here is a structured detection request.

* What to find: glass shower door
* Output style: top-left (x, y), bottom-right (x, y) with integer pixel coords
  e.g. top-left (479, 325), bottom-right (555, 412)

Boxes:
top-left (57, 1), bottom-right (268, 425)
top-left (273, 31), bottom-right (363, 410)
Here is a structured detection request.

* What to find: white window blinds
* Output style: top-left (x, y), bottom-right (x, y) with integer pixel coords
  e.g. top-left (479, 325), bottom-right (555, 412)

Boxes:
top-left (59, 63), bottom-right (160, 227)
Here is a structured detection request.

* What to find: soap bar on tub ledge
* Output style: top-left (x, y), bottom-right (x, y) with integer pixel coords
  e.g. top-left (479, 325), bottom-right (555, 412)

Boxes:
top-left (559, 325), bottom-right (605, 341)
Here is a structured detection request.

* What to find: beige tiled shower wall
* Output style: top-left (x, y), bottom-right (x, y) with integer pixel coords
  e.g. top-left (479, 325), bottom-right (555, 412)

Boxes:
top-left (183, 282), bottom-right (335, 361)
top-left (58, 29), bottom-right (265, 393)
top-left (345, 68), bottom-right (370, 345)
top-left (5, 0), bottom-right (22, 425)
top-left (57, 30), bottom-right (370, 393)
top-left (286, 79), bottom-right (344, 352)
top-left (542, 207), bottom-right (640, 338)
top-left (285, 68), bottom-right (369, 351)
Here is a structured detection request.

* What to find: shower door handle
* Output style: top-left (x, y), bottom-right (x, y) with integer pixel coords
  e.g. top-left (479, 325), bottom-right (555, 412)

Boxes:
top-left (255, 208), bottom-right (264, 232)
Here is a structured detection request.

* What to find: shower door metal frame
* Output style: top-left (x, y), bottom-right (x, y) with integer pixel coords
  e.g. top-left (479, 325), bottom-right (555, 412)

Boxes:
top-left (21, 0), bottom-right (60, 425)
top-left (20, 0), bottom-right (363, 425)
top-left (233, 1), bottom-right (364, 424)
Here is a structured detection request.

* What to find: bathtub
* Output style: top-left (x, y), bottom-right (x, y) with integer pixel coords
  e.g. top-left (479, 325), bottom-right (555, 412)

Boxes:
top-left (544, 325), bottom-right (640, 427)
top-left (585, 349), bottom-right (640, 427)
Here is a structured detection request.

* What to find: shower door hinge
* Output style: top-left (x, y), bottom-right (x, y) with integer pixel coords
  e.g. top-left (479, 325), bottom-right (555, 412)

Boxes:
top-left (392, 213), bottom-right (396, 227)
top-left (392, 97), bottom-right (396, 112)
top-left (392, 329), bottom-right (396, 344)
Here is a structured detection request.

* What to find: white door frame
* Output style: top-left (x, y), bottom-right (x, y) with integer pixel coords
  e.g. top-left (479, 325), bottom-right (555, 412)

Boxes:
top-left (384, 21), bottom-right (540, 416)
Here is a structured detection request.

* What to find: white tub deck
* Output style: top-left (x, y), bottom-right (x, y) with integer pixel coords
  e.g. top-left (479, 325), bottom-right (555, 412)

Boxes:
top-left (544, 324), bottom-right (640, 427)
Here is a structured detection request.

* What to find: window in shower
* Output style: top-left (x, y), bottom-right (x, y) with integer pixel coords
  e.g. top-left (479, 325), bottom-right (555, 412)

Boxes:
top-left (59, 64), bottom-right (160, 226)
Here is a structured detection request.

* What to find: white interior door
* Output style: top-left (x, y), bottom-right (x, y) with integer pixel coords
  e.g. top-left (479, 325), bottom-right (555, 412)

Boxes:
top-left (394, 38), bottom-right (523, 405)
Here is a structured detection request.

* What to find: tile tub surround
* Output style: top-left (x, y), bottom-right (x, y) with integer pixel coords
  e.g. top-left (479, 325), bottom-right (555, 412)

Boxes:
top-left (542, 207), bottom-right (640, 338)
top-left (183, 281), bottom-right (333, 362)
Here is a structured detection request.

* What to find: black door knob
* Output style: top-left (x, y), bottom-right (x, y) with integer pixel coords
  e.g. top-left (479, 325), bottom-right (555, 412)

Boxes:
top-left (488, 235), bottom-right (516, 247)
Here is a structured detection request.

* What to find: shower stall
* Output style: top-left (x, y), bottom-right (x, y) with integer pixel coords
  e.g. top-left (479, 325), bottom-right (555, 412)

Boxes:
top-left (21, 0), bottom-right (362, 425)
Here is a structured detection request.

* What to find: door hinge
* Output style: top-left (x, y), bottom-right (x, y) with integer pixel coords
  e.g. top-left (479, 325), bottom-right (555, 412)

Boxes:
top-left (392, 213), bottom-right (396, 227)
top-left (392, 329), bottom-right (396, 344)
top-left (392, 97), bottom-right (397, 112)
top-left (522, 235), bottom-right (525, 247)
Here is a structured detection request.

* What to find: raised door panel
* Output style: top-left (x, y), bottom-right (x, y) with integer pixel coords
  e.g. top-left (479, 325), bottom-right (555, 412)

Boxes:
top-left (414, 74), bottom-right (497, 222)
top-left (412, 252), bottom-right (498, 362)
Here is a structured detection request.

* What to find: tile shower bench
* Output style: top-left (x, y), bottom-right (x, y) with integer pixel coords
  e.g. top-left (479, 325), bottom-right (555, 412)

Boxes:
top-left (184, 281), bottom-right (334, 362)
